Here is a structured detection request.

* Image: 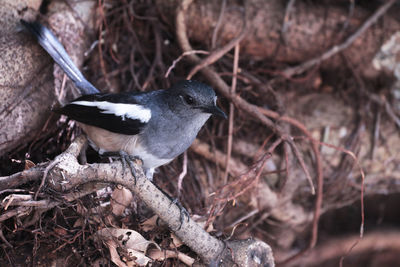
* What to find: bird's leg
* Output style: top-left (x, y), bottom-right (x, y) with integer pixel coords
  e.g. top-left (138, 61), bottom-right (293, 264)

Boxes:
top-left (170, 198), bottom-right (190, 230)
top-left (152, 182), bottom-right (190, 229)
top-left (101, 151), bottom-right (142, 184)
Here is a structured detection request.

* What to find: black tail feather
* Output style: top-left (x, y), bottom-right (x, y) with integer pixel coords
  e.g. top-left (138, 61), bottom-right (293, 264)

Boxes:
top-left (21, 19), bottom-right (99, 95)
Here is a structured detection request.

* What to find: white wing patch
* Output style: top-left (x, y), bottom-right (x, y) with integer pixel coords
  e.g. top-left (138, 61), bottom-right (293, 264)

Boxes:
top-left (72, 101), bottom-right (151, 122)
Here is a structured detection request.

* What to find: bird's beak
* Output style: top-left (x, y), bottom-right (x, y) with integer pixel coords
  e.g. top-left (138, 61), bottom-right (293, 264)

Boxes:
top-left (202, 105), bottom-right (227, 119)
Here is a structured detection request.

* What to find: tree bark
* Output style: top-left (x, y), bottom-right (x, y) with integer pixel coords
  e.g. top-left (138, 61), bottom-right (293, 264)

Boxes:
top-left (0, 0), bottom-right (96, 157)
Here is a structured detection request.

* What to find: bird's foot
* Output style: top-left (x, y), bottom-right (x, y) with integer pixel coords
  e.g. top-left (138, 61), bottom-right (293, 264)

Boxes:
top-left (101, 151), bottom-right (143, 184)
top-left (170, 198), bottom-right (190, 230)
top-left (151, 183), bottom-right (190, 229)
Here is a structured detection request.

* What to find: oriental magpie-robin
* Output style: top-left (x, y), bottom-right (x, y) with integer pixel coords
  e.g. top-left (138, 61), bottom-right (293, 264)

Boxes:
top-left (21, 20), bottom-right (227, 180)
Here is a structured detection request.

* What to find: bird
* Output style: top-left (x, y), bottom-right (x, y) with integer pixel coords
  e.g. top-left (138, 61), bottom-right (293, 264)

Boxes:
top-left (21, 20), bottom-right (227, 180)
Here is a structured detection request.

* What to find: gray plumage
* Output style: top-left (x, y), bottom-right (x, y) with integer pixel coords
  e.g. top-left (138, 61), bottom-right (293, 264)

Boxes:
top-left (22, 20), bottom-right (227, 179)
top-left (144, 81), bottom-right (217, 159)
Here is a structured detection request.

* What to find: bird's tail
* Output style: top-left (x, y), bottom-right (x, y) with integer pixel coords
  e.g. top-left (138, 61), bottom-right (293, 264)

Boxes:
top-left (21, 20), bottom-right (99, 95)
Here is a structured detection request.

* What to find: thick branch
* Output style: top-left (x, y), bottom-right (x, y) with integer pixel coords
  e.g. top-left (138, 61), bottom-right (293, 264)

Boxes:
top-left (43, 136), bottom-right (222, 263)
top-left (0, 166), bottom-right (45, 189)
top-left (8, 135), bottom-right (272, 266)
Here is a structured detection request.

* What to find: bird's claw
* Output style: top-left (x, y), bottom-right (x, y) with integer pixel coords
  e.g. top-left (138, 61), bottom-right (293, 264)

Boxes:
top-left (170, 198), bottom-right (190, 230)
top-left (101, 151), bottom-right (142, 184)
top-left (118, 151), bottom-right (142, 184)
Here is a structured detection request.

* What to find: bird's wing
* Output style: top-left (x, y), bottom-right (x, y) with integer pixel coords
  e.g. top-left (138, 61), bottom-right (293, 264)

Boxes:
top-left (55, 93), bottom-right (151, 135)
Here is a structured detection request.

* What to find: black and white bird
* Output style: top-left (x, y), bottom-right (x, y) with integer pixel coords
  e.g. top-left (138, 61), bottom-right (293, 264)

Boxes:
top-left (22, 20), bottom-right (226, 179)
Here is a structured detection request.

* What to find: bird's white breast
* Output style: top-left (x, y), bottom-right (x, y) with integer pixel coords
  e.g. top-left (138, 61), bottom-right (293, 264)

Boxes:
top-left (79, 123), bottom-right (171, 170)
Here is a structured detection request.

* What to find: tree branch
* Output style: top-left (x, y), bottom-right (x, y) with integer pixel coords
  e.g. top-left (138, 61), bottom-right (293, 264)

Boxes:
top-left (1, 135), bottom-right (274, 266)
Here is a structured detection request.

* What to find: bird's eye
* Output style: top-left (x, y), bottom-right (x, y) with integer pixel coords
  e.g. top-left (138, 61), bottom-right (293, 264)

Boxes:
top-left (181, 94), bottom-right (195, 105)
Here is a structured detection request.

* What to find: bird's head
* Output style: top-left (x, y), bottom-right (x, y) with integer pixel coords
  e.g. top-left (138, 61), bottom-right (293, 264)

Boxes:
top-left (167, 80), bottom-right (227, 119)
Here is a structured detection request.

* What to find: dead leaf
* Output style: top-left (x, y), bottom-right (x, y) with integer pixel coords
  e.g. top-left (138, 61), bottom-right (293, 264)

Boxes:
top-left (171, 233), bottom-right (184, 248)
top-left (24, 159), bottom-right (35, 170)
top-left (125, 249), bottom-right (151, 266)
top-left (111, 187), bottom-right (133, 216)
top-left (106, 240), bottom-right (128, 267)
top-left (140, 215), bottom-right (158, 232)
top-left (95, 228), bottom-right (159, 266)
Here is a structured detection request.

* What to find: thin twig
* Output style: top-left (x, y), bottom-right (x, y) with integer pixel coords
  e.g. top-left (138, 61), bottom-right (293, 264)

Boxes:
top-left (211, 0), bottom-right (227, 49)
top-left (207, 149), bottom-right (277, 228)
top-left (342, 0), bottom-right (355, 32)
top-left (284, 136), bottom-right (366, 266)
top-left (191, 139), bottom-right (245, 176)
top-left (258, 109), bottom-right (324, 252)
top-left (142, 22), bottom-right (162, 90)
top-left (384, 100), bottom-right (400, 128)
top-left (165, 50), bottom-right (209, 78)
top-left (176, 0), bottom-right (323, 258)
top-left (317, 141), bottom-right (365, 267)
top-left (223, 44), bottom-right (240, 184)
top-left (97, 3), bottom-right (113, 92)
top-left (224, 209), bottom-right (259, 230)
top-left (57, 73), bottom-right (68, 104)
top-left (186, 9), bottom-right (247, 79)
top-left (344, 53), bottom-right (400, 129)
top-left (34, 159), bottom-right (60, 200)
top-left (371, 108), bottom-right (381, 159)
top-left (0, 206), bottom-right (31, 222)
top-left (0, 228), bottom-right (12, 248)
top-left (177, 151), bottom-right (188, 198)
top-left (281, 0), bottom-right (296, 44)
top-left (288, 140), bottom-right (315, 194)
